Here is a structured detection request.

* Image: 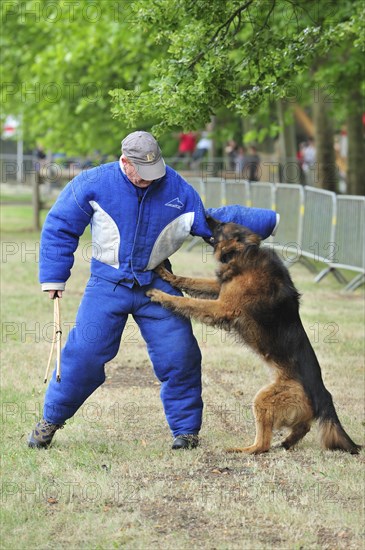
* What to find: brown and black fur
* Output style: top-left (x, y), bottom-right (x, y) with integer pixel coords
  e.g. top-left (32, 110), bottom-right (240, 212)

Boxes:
top-left (147, 217), bottom-right (361, 455)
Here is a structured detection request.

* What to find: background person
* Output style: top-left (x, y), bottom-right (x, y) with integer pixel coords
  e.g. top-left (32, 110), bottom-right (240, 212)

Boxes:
top-left (244, 145), bottom-right (261, 182)
top-left (302, 138), bottom-right (316, 185)
top-left (177, 132), bottom-right (196, 158)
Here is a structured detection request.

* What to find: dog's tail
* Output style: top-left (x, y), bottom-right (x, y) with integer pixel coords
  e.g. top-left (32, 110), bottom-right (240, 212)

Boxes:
top-left (318, 398), bottom-right (361, 455)
top-left (296, 330), bottom-right (361, 455)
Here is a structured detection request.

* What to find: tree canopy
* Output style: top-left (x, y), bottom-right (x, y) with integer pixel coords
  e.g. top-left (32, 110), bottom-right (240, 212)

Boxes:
top-left (1, 0), bottom-right (159, 154)
top-left (1, 0), bottom-right (364, 157)
top-left (111, 0), bottom-right (364, 136)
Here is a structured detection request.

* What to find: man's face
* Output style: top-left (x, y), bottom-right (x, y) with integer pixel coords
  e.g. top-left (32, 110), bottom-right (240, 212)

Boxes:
top-left (122, 157), bottom-right (153, 188)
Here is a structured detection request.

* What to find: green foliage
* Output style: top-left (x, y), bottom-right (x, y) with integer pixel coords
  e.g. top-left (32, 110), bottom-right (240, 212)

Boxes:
top-left (1, 0), bottom-right (363, 152)
top-left (1, 0), bottom-right (159, 154)
top-left (111, 0), bottom-right (364, 135)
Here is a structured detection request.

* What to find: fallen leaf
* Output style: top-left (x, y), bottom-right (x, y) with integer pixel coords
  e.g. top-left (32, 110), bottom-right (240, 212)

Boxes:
top-left (211, 467), bottom-right (231, 475)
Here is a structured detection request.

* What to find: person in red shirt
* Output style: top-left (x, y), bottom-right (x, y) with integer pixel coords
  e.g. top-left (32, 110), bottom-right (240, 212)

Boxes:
top-left (177, 132), bottom-right (196, 157)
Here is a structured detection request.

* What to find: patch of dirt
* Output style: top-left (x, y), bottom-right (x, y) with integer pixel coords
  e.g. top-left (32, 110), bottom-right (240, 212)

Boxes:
top-left (140, 499), bottom-right (209, 533)
top-left (317, 527), bottom-right (354, 549)
top-left (139, 498), bottom-right (250, 546)
top-left (105, 360), bottom-right (159, 388)
top-left (139, 498), bottom-right (287, 548)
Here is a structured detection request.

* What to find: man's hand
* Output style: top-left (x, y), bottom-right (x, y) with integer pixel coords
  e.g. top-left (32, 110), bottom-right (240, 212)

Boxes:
top-left (48, 290), bottom-right (63, 299)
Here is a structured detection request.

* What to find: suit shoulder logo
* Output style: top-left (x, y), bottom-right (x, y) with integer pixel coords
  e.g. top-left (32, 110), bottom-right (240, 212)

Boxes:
top-left (165, 197), bottom-right (184, 210)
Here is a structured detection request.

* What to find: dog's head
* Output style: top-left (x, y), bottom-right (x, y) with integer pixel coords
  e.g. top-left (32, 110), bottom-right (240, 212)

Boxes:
top-left (206, 215), bottom-right (261, 264)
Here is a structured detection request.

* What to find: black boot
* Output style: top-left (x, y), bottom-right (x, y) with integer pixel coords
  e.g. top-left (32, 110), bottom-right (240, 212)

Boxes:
top-left (28, 419), bottom-right (64, 448)
top-left (172, 434), bottom-right (199, 450)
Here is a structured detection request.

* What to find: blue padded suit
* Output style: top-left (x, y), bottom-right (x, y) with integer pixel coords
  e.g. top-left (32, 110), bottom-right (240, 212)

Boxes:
top-left (40, 161), bottom-right (277, 436)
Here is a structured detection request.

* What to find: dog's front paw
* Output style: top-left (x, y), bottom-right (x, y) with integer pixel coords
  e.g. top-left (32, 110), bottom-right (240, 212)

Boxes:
top-left (146, 288), bottom-right (165, 302)
top-left (155, 263), bottom-right (175, 282)
top-left (226, 445), bottom-right (269, 455)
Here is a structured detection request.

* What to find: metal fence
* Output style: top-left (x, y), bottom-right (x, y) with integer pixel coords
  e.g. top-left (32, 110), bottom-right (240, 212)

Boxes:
top-left (184, 176), bottom-right (364, 291)
top-left (273, 183), bottom-right (304, 249)
top-left (301, 187), bottom-right (337, 264)
top-left (250, 182), bottom-right (275, 211)
top-left (226, 180), bottom-right (250, 207)
top-left (327, 195), bottom-right (365, 291)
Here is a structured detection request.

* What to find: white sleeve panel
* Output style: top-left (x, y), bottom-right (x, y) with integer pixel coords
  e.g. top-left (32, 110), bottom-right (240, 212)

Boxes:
top-left (41, 282), bottom-right (66, 291)
top-left (145, 212), bottom-right (195, 271)
top-left (89, 201), bottom-right (120, 269)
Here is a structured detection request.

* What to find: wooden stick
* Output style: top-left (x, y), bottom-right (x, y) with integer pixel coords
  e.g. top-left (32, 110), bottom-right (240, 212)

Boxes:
top-left (55, 297), bottom-right (62, 382)
top-left (44, 315), bottom-right (56, 384)
top-left (43, 296), bottom-right (62, 384)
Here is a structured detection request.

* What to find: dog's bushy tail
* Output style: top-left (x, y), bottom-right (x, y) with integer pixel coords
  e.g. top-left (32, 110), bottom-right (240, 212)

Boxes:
top-left (317, 403), bottom-right (361, 455)
top-left (296, 329), bottom-right (361, 455)
top-left (304, 374), bottom-right (361, 455)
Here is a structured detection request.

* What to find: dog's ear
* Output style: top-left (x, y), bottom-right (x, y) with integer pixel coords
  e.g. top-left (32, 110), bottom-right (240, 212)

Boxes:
top-left (206, 214), bottom-right (222, 233)
top-left (235, 227), bottom-right (261, 247)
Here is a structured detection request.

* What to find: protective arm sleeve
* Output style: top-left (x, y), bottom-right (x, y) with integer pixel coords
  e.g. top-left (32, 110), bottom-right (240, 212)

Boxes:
top-left (39, 177), bottom-right (92, 289)
top-left (206, 205), bottom-right (279, 239)
top-left (190, 189), bottom-right (279, 241)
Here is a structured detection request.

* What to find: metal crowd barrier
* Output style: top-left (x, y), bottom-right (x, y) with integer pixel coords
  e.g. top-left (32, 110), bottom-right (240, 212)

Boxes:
top-left (250, 182), bottom-right (275, 211)
top-left (201, 177), bottom-right (222, 208)
top-left (322, 195), bottom-right (365, 291)
top-left (273, 183), bottom-right (304, 250)
top-left (225, 180), bottom-right (250, 207)
top-left (301, 187), bottom-right (337, 262)
top-left (186, 176), bottom-right (364, 291)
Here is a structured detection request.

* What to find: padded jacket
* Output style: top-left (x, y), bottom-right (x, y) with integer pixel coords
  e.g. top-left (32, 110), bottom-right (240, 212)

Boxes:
top-left (39, 161), bottom-right (277, 290)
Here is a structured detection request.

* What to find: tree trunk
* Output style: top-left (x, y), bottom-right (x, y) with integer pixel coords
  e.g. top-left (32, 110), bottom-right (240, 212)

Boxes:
top-left (32, 172), bottom-right (40, 231)
top-left (346, 89), bottom-right (364, 195)
top-left (276, 100), bottom-right (298, 183)
top-left (313, 88), bottom-right (338, 191)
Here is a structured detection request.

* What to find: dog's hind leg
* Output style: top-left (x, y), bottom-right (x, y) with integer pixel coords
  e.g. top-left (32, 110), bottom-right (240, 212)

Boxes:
top-left (278, 381), bottom-right (313, 450)
top-left (281, 422), bottom-right (312, 450)
top-left (226, 379), bottom-right (314, 455)
top-left (227, 386), bottom-right (274, 455)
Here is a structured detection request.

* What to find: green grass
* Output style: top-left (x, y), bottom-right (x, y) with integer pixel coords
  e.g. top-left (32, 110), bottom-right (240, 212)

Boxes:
top-left (0, 192), bottom-right (32, 203)
top-left (1, 207), bottom-right (364, 549)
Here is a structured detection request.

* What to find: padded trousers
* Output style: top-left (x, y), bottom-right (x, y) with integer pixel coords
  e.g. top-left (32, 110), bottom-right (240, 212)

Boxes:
top-left (43, 275), bottom-right (203, 437)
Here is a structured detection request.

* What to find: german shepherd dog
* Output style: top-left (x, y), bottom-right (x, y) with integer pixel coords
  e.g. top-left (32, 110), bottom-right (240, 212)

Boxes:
top-left (147, 217), bottom-right (361, 455)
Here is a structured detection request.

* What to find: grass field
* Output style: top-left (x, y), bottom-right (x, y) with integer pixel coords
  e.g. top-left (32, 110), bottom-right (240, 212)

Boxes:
top-left (1, 204), bottom-right (364, 549)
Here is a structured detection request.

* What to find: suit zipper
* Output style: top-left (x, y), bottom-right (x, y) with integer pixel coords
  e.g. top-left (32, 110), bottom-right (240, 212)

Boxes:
top-left (131, 187), bottom-right (149, 281)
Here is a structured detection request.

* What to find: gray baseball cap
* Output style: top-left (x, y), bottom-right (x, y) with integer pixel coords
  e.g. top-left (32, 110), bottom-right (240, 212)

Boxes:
top-left (121, 131), bottom-right (166, 180)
